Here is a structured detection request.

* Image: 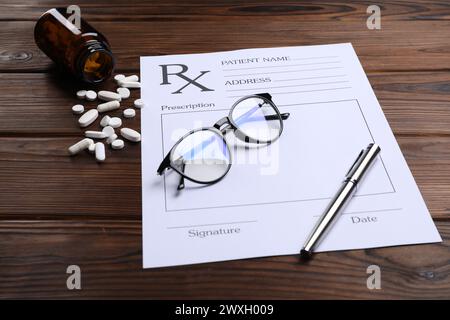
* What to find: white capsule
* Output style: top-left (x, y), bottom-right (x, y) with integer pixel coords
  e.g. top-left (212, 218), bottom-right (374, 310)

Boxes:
top-left (100, 115), bottom-right (111, 127)
top-left (102, 125), bottom-right (115, 137)
top-left (97, 100), bottom-right (120, 113)
top-left (98, 90), bottom-right (122, 102)
top-left (116, 87), bottom-right (131, 99)
top-left (121, 75), bottom-right (139, 82)
top-left (85, 130), bottom-right (107, 139)
top-left (95, 142), bottom-right (106, 162)
top-left (114, 74), bottom-right (125, 82)
top-left (133, 99), bottom-right (145, 109)
top-left (88, 142), bottom-right (96, 153)
top-left (78, 109), bottom-right (98, 127)
top-left (106, 133), bottom-right (118, 144)
top-left (72, 104), bottom-right (84, 114)
top-left (68, 138), bottom-right (93, 155)
top-left (76, 90), bottom-right (87, 99)
top-left (86, 90), bottom-right (97, 101)
top-left (120, 81), bottom-right (140, 88)
top-left (111, 139), bottom-right (125, 150)
top-left (123, 108), bottom-right (136, 118)
top-left (109, 117), bottom-right (122, 128)
top-left (120, 127), bottom-right (141, 142)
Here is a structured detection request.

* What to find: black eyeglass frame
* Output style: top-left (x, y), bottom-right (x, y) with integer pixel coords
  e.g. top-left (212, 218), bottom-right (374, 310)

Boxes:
top-left (157, 93), bottom-right (290, 188)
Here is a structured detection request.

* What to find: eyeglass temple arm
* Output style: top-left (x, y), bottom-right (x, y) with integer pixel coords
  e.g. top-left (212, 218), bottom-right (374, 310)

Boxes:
top-left (157, 153), bottom-right (186, 190)
top-left (234, 109), bottom-right (290, 125)
top-left (266, 113), bottom-right (290, 120)
top-left (254, 93), bottom-right (289, 121)
top-left (157, 152), bottom-right (171, 175)
top-left (177, 162), bottom-right (186, 190)
top-left (255, 93), bottom-right (272, 101)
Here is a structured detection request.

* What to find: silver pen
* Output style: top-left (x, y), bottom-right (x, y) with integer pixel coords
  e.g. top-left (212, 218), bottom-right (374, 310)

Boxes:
top-left (300, 143), bottom-right (381, 259)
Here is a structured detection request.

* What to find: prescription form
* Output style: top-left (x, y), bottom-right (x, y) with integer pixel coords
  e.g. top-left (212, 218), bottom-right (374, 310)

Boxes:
top-left (140, 43), bottom-right (441, 268)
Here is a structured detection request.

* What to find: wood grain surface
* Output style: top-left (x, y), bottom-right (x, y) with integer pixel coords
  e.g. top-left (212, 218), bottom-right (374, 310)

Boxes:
top-left (0, 0), bottom-right (449, 299)
top-left (0, 220), bottom-right (449, 299)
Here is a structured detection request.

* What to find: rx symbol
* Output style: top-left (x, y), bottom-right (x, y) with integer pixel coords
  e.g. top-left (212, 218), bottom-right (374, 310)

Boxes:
top-left (160, 64), bottom-right (214, 94)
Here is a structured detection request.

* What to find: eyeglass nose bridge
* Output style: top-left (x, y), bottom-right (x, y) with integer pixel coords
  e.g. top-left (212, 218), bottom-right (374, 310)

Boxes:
top-left (213, 116), bottom-right (233, 133)
top-left (213, 115), bottom-right (263, 144)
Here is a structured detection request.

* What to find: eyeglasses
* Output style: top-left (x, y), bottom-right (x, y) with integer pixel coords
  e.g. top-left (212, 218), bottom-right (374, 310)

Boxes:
top-left (157, 93), bottom-right (290, 190)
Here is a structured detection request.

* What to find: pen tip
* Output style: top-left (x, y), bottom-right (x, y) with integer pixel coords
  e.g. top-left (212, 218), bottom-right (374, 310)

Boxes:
top-left (300, 249), bottom-right (312, 261)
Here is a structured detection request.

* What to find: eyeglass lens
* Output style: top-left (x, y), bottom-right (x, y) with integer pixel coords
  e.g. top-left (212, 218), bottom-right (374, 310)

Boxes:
top-left (171, 129), bottom-right (231, 183)
top-left (230, 97), bottom-right (282, 143)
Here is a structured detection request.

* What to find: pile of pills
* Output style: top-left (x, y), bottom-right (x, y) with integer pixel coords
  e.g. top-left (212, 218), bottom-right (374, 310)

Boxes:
top-left (68, 74), bottom-right (143, 162)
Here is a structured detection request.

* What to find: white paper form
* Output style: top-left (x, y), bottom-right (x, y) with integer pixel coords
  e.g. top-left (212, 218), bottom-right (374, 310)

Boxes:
top-left (140, 43), bottom-right (441, 268)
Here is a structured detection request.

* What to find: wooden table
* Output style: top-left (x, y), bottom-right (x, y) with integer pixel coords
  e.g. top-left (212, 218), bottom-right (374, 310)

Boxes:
top-left (0, 0), bottom-right (449, 299)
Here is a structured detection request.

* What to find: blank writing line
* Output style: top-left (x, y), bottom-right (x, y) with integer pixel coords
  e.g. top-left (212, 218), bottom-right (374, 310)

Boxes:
top-left (273, 86), bottom-right (352, 95)
top-left (222, 61), bottom-right (340, 72)
top-left (277, 99), bottom-right (357, 108)
top-left (167, 220), bottom-right (258, 229)
top-left (226, 80), bottom-right (350, 92)
top-left (292, 55), bottom-right (339, 61)
top-left (227, 86), bottom-right (352, 98)
top-left (313, 208), bottom-right (402, 218)
top-left (275, 74), bottom-right (347, 82)
top-left (224, 67), bottom-right (343, 77)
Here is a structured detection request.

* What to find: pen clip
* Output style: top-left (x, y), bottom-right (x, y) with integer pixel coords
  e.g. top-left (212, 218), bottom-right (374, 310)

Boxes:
top-left (345, 149), bottom-right (365, 178)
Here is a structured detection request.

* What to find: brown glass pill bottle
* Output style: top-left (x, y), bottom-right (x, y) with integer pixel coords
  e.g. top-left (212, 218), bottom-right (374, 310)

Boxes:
top-left (34, 8), bottom-right (115, 83)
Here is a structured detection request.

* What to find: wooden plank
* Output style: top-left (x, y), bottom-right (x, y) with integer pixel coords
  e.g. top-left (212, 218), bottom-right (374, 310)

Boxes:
top-left (0, 135), bottom-right (449, 220)
top-left (1, 0), bottom-right (450, 21)
top-left (1, 72), bottom-right (450, 135)
top-left (372, 71), bottom-right (450, 135)
top-left (0, 219), bottom-right (448, 299)
top-left (3, 18), bottom-right (450, 72)
top-left (0, 136), bottom-right (141, 219)
top-left (0, 72), bottom-right (141, 135)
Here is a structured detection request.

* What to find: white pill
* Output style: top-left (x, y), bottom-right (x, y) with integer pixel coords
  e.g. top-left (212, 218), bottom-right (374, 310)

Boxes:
top-left (102, 125), bottom-right (115, 137)
top-left (122, 75), bottom-right (139, 82)
top-left (111, 139), bottom-right (124, 150)
top-left (86, 90), bottom-right (97, 101)
top-left (97, 100), bottom-right (120, 113)
top-left (106, 133), bottom-right (118, 144)
top-left (121, 127), bottom-right (141, 142)
top-left (78, 109), bottom-right (98, 127)
top-left (98, 90), bottom-right (122, 102)
top-left (134, 99), bottom-right (145, 109)
top-left (88, 142), bottom-right (96, 153)
top-left (85, 130), bottom-right (107, 139)
top-left (114, 74), bottom-right (125, 82)
top-left (76, 90), bottom-right (86, 99)
top-left (100, 115), bottom-right (111, 127)
top-left (109, 117), bottom-right (122, 128)
top-left (116, 87), bottom-right (130, 99)
top-left (120, 81), bottom-right (140, 88)
top-left (68, 138), bottom-right (93, 155)
top-left (95, 142), bottom-right (106, 162)
top-left (72, 104), bottom-right (84, 114)
top-left (123, 108), bottom-right (136, 118)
